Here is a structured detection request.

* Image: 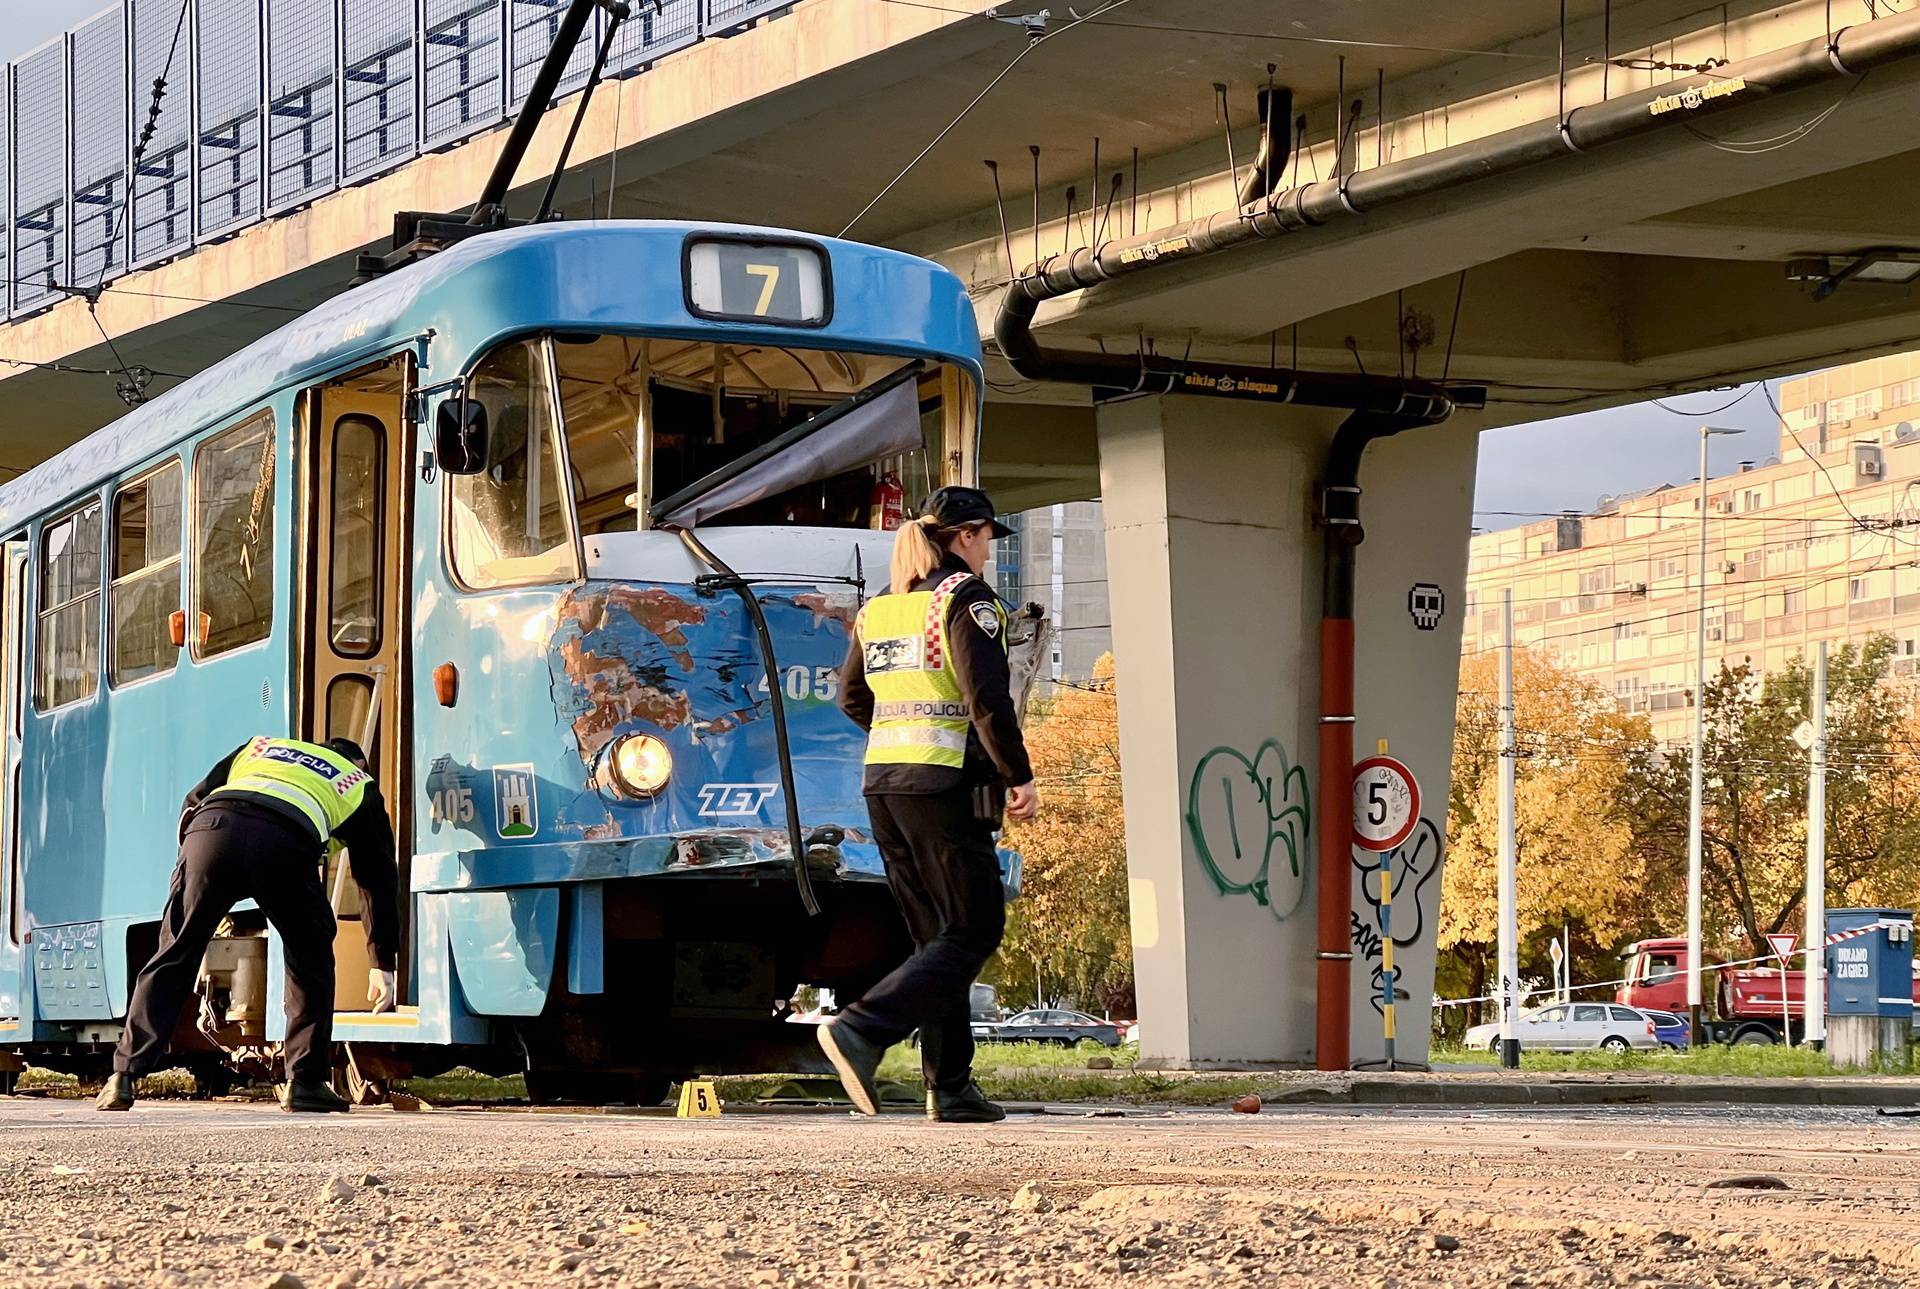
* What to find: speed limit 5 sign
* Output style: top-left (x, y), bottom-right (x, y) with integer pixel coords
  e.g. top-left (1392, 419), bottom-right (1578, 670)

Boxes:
top-left (1352, 755), bottom-right (1420, 852)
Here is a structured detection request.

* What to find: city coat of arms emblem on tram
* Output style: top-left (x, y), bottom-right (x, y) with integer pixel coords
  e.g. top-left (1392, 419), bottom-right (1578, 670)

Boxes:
top-left (492, 765), bottom-right (540, 839)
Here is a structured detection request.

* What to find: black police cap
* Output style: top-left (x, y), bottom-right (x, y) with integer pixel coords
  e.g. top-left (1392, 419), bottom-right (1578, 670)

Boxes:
top-left (924, 486), bottom-right (1014, 538)
top-left (327, 737), bottom-right (370, 769)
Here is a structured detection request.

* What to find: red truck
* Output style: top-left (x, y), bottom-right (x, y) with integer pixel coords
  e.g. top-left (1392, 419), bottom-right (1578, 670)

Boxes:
top-left (1616, 936), bottom-right (1813, 1045)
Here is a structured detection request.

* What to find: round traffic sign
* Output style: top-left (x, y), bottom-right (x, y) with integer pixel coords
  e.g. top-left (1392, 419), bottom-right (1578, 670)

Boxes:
top-left (1352, 755), bottom-right (1420, 852)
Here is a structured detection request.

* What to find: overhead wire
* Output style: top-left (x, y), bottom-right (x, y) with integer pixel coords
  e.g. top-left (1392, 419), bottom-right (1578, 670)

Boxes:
top-left (1766, 382), bottom-right (1920, 549)
top-left (1647, 383), bottom-right (1761, 417)
top-left (95, 0), bottom-right (191, 294)
top-left (838, 0), bottom-right (1144, 239)
top-left (1473, 508), bottom-right (1885, 528)
top-left (1457, 536), bottom-right (1916, 656)
top-left (872, 0), bottom-right (1545, 58)
top-left (1682, 72), bottom-right (1868, 154)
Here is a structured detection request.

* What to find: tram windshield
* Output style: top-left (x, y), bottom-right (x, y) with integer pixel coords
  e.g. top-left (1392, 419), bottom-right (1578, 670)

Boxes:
top-left (448, 334), bottom-right (976, 587)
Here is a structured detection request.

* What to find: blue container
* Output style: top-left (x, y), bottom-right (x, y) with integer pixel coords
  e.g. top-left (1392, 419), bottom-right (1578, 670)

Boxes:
top-left (1824, 908), bottom-right (1914, 1019)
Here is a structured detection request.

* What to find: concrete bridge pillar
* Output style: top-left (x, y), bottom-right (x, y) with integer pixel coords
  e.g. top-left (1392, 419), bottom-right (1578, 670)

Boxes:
top-left (1096, 395), bottom-right (1479, 1068)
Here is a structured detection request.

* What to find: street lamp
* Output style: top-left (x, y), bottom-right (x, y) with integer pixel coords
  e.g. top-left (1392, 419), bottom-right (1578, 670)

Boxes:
top-left (1688, 425), bottom-right (1745, 1046)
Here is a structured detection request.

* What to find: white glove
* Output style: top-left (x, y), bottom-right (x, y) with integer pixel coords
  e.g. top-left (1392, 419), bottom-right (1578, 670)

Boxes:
top-left (368, 969), bottom-right (397, 1014)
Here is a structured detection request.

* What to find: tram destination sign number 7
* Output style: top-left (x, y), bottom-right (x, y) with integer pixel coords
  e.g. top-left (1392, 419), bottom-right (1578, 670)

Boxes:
top-left (685, 236), bottom-right (830, 327)
top-left (1351, 755), bottom-right (1421, 853)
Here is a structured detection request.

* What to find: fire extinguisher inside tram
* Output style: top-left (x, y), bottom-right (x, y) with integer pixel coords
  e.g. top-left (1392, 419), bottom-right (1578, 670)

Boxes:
top-left (871, 470), bottom-right (904, 531)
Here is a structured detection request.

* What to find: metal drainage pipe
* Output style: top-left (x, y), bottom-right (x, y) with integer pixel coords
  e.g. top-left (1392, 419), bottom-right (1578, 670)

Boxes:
top-left (998, 9), bottom-right (1920, 315)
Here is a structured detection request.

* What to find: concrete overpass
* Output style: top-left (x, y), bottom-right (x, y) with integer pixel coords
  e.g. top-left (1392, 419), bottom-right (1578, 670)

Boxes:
top-left (8, 0), bottom-right (1920, 1068)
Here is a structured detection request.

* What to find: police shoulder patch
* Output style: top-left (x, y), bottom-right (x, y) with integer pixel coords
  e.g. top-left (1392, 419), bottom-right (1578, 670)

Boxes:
top-left (968, 600), bottom-right (1001, 637)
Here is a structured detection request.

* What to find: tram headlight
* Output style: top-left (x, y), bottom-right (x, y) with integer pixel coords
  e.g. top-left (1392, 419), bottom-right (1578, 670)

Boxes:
top-left (604, 733), bottom-right (673, 799)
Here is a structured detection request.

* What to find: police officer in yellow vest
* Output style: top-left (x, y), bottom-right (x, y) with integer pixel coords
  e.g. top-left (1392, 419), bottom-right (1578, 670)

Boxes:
top-left (819, 486), bottom-right (1040, 1124)
top-left (98, 736), bottom-right (401, 1113)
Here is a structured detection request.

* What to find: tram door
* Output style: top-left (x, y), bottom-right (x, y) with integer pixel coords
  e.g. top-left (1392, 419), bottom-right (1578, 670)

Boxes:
top-left (0, 542), bottom-right (23, 1031)
top-left (301, 359), bottom-right (410, 1011)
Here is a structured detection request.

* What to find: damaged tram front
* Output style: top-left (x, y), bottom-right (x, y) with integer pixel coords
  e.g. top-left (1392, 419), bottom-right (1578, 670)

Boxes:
top-left (0, 223), bottom-right (1036, 1103)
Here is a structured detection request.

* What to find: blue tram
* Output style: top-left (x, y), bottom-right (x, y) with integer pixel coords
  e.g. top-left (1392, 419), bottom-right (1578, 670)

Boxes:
top-left (0, 222), bottom-right (1001, 1102)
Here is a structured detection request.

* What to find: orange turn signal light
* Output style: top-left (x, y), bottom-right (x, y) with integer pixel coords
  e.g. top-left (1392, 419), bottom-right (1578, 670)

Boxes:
top-left (433, 662), bottom-right (459, 707)
top-left (167, 609), bottom-right (187, 648)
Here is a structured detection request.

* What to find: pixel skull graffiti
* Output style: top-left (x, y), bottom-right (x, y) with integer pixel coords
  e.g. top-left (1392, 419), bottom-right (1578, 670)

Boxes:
top-left (1408, 582), bottom-right (1445, 631)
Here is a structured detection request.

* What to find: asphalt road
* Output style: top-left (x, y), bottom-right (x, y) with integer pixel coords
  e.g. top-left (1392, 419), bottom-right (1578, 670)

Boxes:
top-left (0, 1097), bottom-right (1915, 1286)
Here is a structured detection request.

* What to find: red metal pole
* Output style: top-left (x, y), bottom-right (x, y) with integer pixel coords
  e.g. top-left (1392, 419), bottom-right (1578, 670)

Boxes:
top-left (1315, 615), bottom-right (1355, 1070)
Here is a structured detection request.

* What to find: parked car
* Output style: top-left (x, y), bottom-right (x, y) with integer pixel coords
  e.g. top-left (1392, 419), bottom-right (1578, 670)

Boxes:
top-left (1463, 1002), bottom-right (1659, 1054)
top-left (1644, 1009), bottom-right (1690, 1050)
top-left (986, 1008), bottom-right (1124, 1047)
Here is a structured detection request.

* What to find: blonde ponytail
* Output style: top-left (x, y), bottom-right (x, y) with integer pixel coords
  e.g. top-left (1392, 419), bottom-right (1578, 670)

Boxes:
top-left (889, 515), bottom-right (946, 593)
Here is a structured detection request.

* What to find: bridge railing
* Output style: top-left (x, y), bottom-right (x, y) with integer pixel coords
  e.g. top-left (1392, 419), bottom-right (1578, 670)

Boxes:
top-left (0, 0), bottom-right (795, 321)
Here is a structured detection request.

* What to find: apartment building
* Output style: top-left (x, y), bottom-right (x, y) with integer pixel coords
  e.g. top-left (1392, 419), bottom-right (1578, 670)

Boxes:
top-left (993, 502), bottom-right (1113, 683)
top-left (1464, 352), bottom-right (1920, 742)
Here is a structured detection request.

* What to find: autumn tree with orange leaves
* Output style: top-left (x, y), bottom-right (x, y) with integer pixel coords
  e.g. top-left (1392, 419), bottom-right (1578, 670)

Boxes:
top-left (994, 653), bottom-right (1135, 1017)
top-left (1437, 648), bottom-right (1649, 1027)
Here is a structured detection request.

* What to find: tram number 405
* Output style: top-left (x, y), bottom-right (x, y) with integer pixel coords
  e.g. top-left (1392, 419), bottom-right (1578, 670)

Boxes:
top-left (756, 665), bottom-right (839, 703)
top-left (428, 786), bottom-right (477, 825)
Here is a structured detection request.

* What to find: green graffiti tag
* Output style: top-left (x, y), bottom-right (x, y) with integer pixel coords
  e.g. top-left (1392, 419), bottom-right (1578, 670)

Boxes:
top-left (1183, 740), bottom-right (1312, 922)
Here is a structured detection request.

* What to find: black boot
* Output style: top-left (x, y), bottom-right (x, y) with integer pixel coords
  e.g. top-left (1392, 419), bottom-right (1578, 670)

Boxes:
top-left (817, 1018), bottom-right (884, 1116)
top-left (928, 1082), bottom-right (1005, 1123)
top-left (94, 1072), bottom-right (136, 1112)
top-left (284, 1079), bottom-right (352, 1113)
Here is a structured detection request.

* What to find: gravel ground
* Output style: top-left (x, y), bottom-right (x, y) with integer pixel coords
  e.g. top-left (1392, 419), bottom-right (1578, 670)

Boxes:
top-left (0, 1097), bottom-right (1917, 1287)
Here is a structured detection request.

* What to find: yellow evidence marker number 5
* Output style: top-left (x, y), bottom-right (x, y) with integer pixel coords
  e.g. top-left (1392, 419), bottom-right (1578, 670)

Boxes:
top-left (676, 1081), bottom-right (722, 1118)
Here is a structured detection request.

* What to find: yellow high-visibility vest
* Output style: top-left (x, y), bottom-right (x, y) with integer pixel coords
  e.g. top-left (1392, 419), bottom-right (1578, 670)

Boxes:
top-left (856, 572), bottom-right (1006, 769)
top-left (209, 736), bottom-right (371, 840)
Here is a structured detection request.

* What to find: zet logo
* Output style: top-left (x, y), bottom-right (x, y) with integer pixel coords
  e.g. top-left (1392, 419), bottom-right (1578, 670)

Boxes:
top-left (697, 784), bottom-right (779, 816)
top-left (492, 764), bottom-right (539, 839)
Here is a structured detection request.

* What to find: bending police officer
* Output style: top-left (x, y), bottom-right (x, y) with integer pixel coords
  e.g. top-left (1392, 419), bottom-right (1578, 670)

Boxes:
top-left (98, 736), bottom-right (401, 1113)
top-left (819, 486), bottom-right (1040, 1124)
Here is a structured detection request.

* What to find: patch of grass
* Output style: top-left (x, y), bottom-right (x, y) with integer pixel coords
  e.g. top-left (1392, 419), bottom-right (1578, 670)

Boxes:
top-left (17, 1067), bottom-right (79, 1093)
top-left (1432, 1041), bottom-right (1912, 1078)
top-left (12, 1067), bottom-right (214, 1098)
top-left (877, 1039), bottom-right (1134, 1082)
top-left (398, 1069), bottom-right (526, 1102)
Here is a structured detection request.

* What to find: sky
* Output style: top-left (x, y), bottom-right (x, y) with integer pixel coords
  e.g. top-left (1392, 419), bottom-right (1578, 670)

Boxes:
top-left (1471, 379), bottom-right (1792, 533)
top-left (0, 6), bottom-right (88, 61)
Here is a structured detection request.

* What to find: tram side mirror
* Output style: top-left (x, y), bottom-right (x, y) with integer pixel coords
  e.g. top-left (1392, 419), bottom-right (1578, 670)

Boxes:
top-left (435, 397), bottom-right (489, 475)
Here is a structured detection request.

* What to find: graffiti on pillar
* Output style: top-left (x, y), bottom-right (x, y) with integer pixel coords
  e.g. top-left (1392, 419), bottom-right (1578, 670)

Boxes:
top-left (1184, 740), bottom-right (1311, 922)
top-left (1408, 583), bottom-right (1446, 631)
top-left (1349, 816), bottom-right (1443, 1015)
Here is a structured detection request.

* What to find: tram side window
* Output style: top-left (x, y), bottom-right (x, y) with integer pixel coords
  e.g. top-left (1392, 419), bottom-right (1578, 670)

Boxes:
top-left (555, 335), bottom-right (641, 535)
top-left (35, 502), bottom-right (103, 711)
top-left (193, 412), bottom-right (277, 657)
top-left (448, 338), bottom-right (575, 588)
top-left (329, 417), bottom-right (384, 657)
top-left (109, 461), bottom-right (183, 685)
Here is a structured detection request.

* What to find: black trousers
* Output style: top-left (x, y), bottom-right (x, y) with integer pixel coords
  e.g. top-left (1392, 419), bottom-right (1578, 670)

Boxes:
top-left (115, 802), bottom-right (337, 1085)
top-left (839, 790), bottom-right (1005, 1094)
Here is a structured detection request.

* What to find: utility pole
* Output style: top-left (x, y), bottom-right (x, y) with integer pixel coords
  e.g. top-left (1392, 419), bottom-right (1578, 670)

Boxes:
top-left (1804, 641), bottom-right (1828, 1048)
top-left (1688, 424), bottom-right (1743, 1045)
top-left (1498, 588), bottom-right (1520, 1069)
